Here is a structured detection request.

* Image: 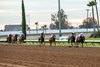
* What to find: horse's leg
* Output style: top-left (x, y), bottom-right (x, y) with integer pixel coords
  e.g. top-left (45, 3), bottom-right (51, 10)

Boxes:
top-left (9, 37), bottom-right (12, 45)
top-left (41, 41), bottom-right (45, 46)
top-left (69, 42), bottom-right (73, 47)
top-left (71, 42), bottom-right (73, 47)
top-left (42, 38), bottom-right (45, 46)
top-left (73, 42), bottom-right (76, 47)
top-left (54, 41), bottom-right (56, 46)
top-left (49, 39), bottom-right (52, 47)
top-left (68, 41), bottom-right (71, 47)
top-left (49, 38), bottom-right (52, 47)
top-left (53, 38), bottom-right (56, 46)
top-left (7, 37), bottom-right (10, 45)
top-left (82, 42), bottom-right (84, 47)
top-left (78, 42), bottom-right (81, 47)
top-left (43, 41), bottom-right (45, 46)
top-left (74, 42), bottom-right (76, 47)
top-left (73, 42), bottom-right (75, 46)
top-left (40, 41), bottom-right (42, 47)
top-left (75, 42), bottom-right (79, 47)
top-left (75, 42), bottom-right (78, 47)
top-left (19, 41), bottom-right (21, 45)
top-left (15, 38), bottom-right (17, 44)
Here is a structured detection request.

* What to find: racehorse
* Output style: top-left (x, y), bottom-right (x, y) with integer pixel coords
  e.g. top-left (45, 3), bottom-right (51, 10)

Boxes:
top-left (68, 33), bottom-right (76, 47)
top-left (11, 34), bottom-right (18, 43)
top-left (38, 33), bottom-right (45, 46)
top-left (49, 37), bottom-right (56, 46)
top-left (7, 34), bottom-right (12, 43)
top-left (38, 36), bottom-right (45, 46)
top-left (18, 34), bottom-right (25, 44)
top-left (68, 33), bottom-right (85, 47)
top-left (76, 34), bottom-right (85, 47)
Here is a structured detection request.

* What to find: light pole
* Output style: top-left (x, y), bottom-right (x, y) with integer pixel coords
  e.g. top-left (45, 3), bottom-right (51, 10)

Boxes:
top-left (86, 9), bottom-right (89, 32)
top-left (58, 0), bottom-right (62, 37)
top-left (35, 22), bottom-right (38, 34)
top-left (26, 14), bottom-right (30, 34)
top-left (86, 9), bottom-right (89, 19)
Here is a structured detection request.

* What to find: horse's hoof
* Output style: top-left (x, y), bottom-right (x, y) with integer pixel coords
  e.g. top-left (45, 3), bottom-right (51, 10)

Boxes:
top-left (49, 45), bottom-right (52, 47)
top-left (39, 45), bottom-right (42, 47)
top-left (69, 46), bottom-right (72, 48)
top-left (75, 46), bottom-right (78, 48)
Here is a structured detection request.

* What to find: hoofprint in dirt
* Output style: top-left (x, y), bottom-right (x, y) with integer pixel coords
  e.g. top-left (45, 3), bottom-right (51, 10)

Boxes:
top-left (0, 45), bottom-right (100, 67)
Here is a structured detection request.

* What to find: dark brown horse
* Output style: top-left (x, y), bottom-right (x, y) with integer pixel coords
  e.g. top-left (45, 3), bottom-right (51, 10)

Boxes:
top-left (68, 33), bottom-right (85, 47)
top-left (68, 36), bottom-right (76, 46)
top-left (38, 37), bottom-right (44, 44)
top-left (11, 34), bottom-right (18, 43)
top-left (7, 34), bottom-right (12, 43)
top-left (68, 33), bottom-right (76, 46)
top-left (76, 35), bottom-right (85, 47)
top-left (38, 33), bottom-right (45, 46)
top-left (49, 37), bottom-right (56, 47)
top-left (18, 34), bottom-right (25, 44)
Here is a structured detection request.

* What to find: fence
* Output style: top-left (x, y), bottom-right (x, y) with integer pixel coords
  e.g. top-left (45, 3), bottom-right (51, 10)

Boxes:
top-left (0, 39), bottom-right (100, 47)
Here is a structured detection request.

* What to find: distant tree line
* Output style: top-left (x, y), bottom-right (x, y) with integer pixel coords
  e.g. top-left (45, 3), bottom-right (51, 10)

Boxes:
top-left (49, 9), bottom-right (73, 29)
top-left (79, 17), bottom-right (98, 28)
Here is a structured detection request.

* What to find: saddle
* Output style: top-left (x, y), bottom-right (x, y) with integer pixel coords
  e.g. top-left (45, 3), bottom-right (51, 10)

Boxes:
top-left (49, 37), bottom-right (55, 42)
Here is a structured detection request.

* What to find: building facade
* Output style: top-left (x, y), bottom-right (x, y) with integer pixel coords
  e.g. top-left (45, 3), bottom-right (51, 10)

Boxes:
top-left (5, 25), bottom-right (29, 31)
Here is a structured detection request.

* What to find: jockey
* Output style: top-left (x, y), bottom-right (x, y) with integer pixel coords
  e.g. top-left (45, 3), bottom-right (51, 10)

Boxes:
top-left (77, 33), bottom-right (84, 39)
top-left (80, 33), bottom-right (84, 37)
top-left (76, 34), bottom-right (80, 42)
top-left (39, 32), bottom-right (45, 44)
top-left (40, 32), bottom-right (44, 38)
top-left (50, 33), bottom-right (56, 38)
top-left (71, 33), bottom-right (76, 42)
top-left (76, 33), bottom-right (85, 42)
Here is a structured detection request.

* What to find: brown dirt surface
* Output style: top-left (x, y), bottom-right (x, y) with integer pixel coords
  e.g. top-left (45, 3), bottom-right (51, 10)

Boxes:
top-left (0, 44), bottom-right (100, 67)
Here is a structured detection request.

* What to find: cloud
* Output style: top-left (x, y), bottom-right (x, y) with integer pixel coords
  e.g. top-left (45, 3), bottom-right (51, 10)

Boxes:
top-left (0, 0), bottom-right (100, 30)
top-left (69, 18), bottom-right (83, 26)
top-left (0, 24), bottom-right (5, 30)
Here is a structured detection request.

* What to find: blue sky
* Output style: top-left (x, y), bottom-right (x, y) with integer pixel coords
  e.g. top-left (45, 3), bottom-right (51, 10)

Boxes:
top-left (0, 0), bottom-right (100, 29)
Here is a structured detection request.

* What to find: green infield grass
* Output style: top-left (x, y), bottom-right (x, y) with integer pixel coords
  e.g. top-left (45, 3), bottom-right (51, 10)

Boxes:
top-left (20, 41), bottom-right (100, 47)
top-left (86, 37), bottom-right (100, 40)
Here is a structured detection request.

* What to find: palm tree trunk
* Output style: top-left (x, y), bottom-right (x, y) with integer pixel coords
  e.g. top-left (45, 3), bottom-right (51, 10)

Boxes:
top-left (94, 0), bottom-right (99, 31)
top-left (36, 26), bottom-right (38, 34)
top-left (36, 25), bottom-right (37, 34)
top-left (22, 0), bottom-right (26, 40)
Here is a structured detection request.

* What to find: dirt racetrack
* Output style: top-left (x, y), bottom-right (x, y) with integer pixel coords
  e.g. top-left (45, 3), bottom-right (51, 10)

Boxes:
top-left (0, 44), bottom-right (100, 67)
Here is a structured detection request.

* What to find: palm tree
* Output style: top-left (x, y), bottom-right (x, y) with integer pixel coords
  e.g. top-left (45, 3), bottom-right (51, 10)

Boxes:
top-left (58, 9), bottom-right (68, 29)
top-left (94, 0), bottom-right (99, 30)
top-left (51, 14), bottom-right (57, 22)
top-left (22, 0), bottom-right (26, 40)
top-left (82, 17), bottom-right (97, 28)
top-left (44, 25), bottom-right (47, 34)
top-left (35, 22), bottom-right (38, 34)
top-left (87, 1), bottom-right (96, 32)
top-left (41, 26), bottom-right (45, 33)
top-left (50, 9), bottom-right (70, 29)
